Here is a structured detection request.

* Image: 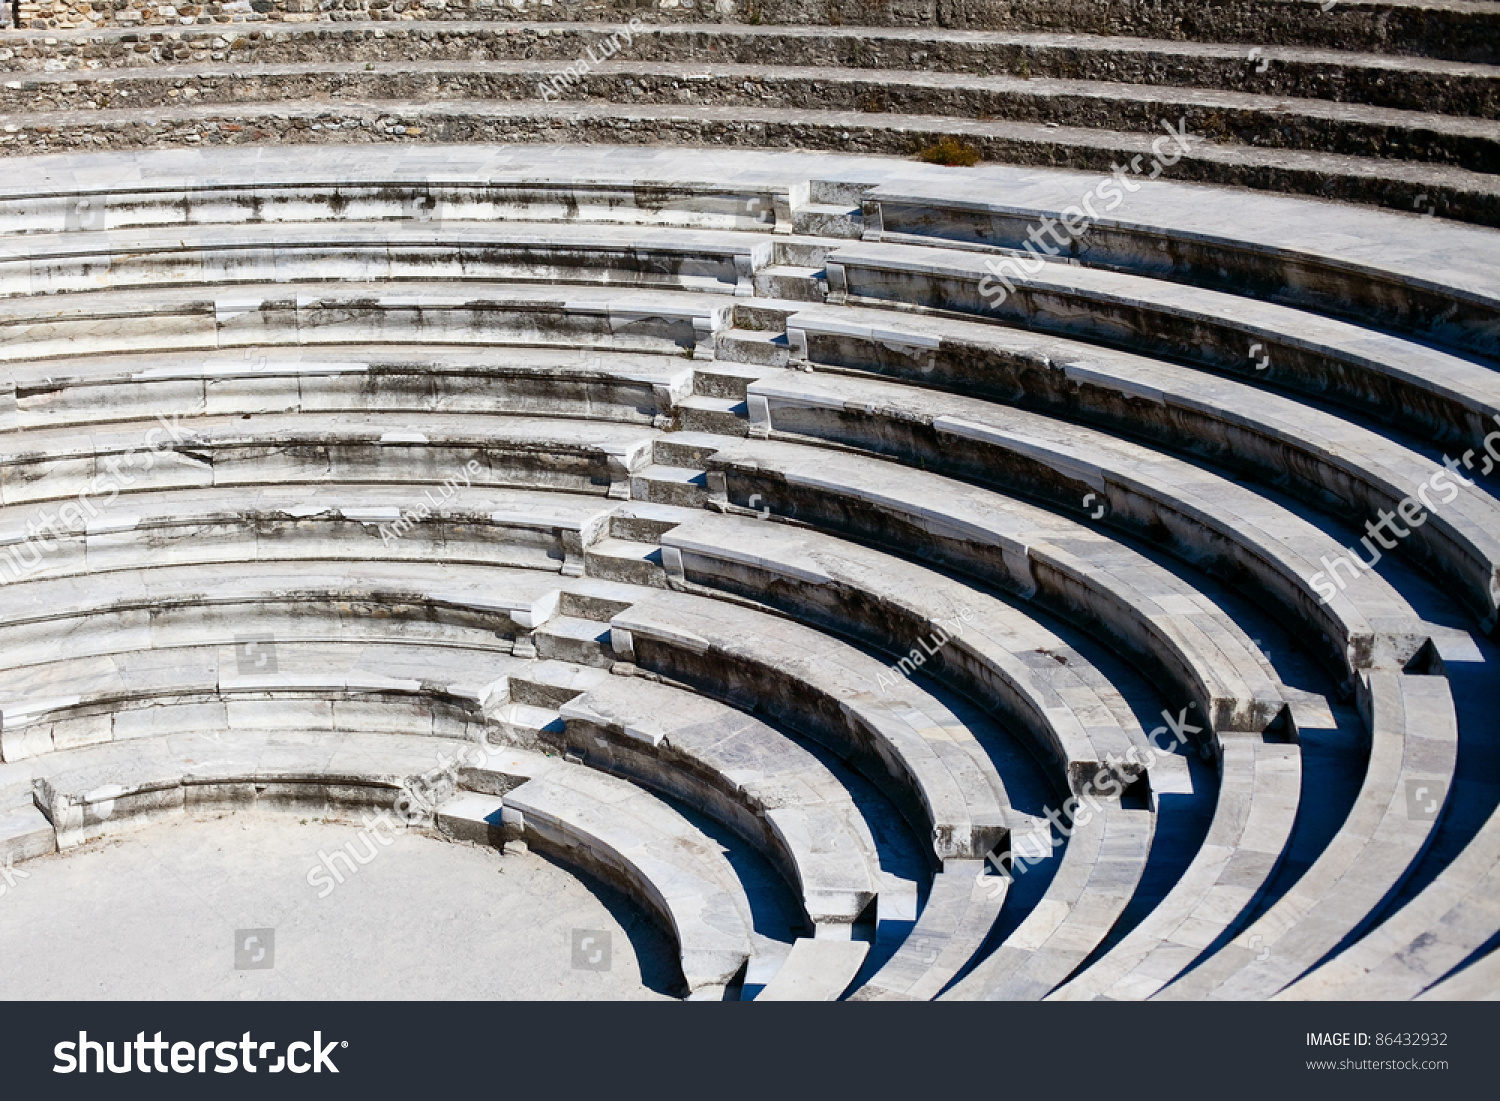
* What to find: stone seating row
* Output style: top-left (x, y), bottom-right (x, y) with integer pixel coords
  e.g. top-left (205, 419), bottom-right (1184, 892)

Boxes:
top-left (742, 368), bottom-right (1442, 681)
top-left (1, 345), bottom-right (693, 432)
top-left (7, 145), bottom-right (1495, 330)
top-left (773, 304), bottom-right (1500, 636)
top-left (0, 638), bottom-right (521, 756)
top-left (4, 97), bottom-right (1495, 224)
top-left (4, 1), bottom-right (1497, 59)
top-left (0, 483), bottom-right (619, 583)
top-left (1157, 668), bottom-right (1459, 999)
top-left (7, 60), bottom-right (1496, 175)
top-left (856, 180), bottom-right (1500, 360)
top-left (8, 20), bottom-right (1499, 106)
top-left (651, 430), bottom-right (1286, 739)
top-left (0, 559), bottom-right (579, 691)
top-left (0, 282), bottom-right (734, 363)
top-left (824, 241), bottom-right (1500, 456)
top-left (0, 413), bottom-right (659, 505)
top-left (0, 220), bottom-right (779, 299)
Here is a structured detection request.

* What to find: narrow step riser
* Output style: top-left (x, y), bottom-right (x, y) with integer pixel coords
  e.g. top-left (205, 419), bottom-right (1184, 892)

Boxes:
top-left (715, 333), bottom-right (791, 368)
top-left (753, 272), bottom-right (828, 302)
top-left (610, 515), bottom-right (684, 542)
top-left (559, 590), bottom-right (638, 623)
top-left (534, 632), bottom-right (615, 668)
top-left (681, 406), bottom-right (752, 436)
top-left (654, 439), bottom-right (721, 467)
top-left (810, 180), bottom-right (880, 206)
top-left (793, 209), bottom-right (864, 239)
top-left (732, 303), bottom-right (798, 332)
top-left (630, 476), bottom-right (710, 509)
top-left (693, 373), bottom-right (751, 399)
top-left (509, 679), bottom-right (587, 710)
top-left (584, 551), bottom-right (671, 588)
top-left (775, 241), bottom-right (840, 267)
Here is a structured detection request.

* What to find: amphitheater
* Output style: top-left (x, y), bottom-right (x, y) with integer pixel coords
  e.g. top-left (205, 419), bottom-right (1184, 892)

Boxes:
top-left (0, 0), bottom-right (1496, 1003)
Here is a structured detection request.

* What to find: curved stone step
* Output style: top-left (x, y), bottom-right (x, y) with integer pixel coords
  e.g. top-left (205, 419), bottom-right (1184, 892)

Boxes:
top-left (781, 305), bottom-right (1500, 635)
top-left (464, 745), bottom-right (759, 995)
top-left (0, 558), bottom-right (634, 684)
top-left (0, 638), bottom-right (525, 761)
top-left (942, 802), bottom-right (1155, 1000)
top-left (0, 219), bottom-right (776, 299)
top-left (608, 586), bottom-right (1025, 869)
top-left (1275, 785), bottom-right (1500, 999)
top-left (8, 22), bottom-right (1497, 117)
top-left (751, 937), bottom-right (868, 1000)
top-left (0, 281), bottom-right (733, 362)
top-left (0, 160), bottom-right (790, 240)
top-left (0, 482), bottom-right (620, 584)
top-left (0, 413), bottom-right (658, 505)
top-left (6, 61), bottom-right (1496, 171)
top-left (855, 179), bottom-right (1500, 360)
top-left (825, 241), bottom-right (1500, 450)
top-left (673, 430), bottom-right (1286, 737)
top-left (744, 368), bottom-right (1441, 677)
top-left (1157, 669), bottom-right (1460, 999)
top-left (1, 345), bottom-right (694, 432)
top-left (1, 99), bottom-right (1495, 224)
top-left (28, 726), bottom-right (472, 848)
top-left (1050, 733), bottom-right (1302, 1000)
top-left (848, 867), bottom-right (1008, 1000)
top-left (552, 672), bottom-right (884, 932)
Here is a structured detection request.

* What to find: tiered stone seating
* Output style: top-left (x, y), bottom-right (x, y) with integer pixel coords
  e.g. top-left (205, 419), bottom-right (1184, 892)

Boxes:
top-left (2, 5), bottom-right (1498, 221)
top-left (0, 0), bottom-right (1496, 1000)
top-left (654, 430), bottom-right (1286, 737)
top-left (438, 743), bottom-right (759, 997)
top-left (3, 347), bottom-right (694, 429)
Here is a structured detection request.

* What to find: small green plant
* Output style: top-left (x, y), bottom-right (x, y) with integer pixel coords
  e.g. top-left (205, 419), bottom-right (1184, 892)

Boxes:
top-left (917, 136), bottom-right (981, 167)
